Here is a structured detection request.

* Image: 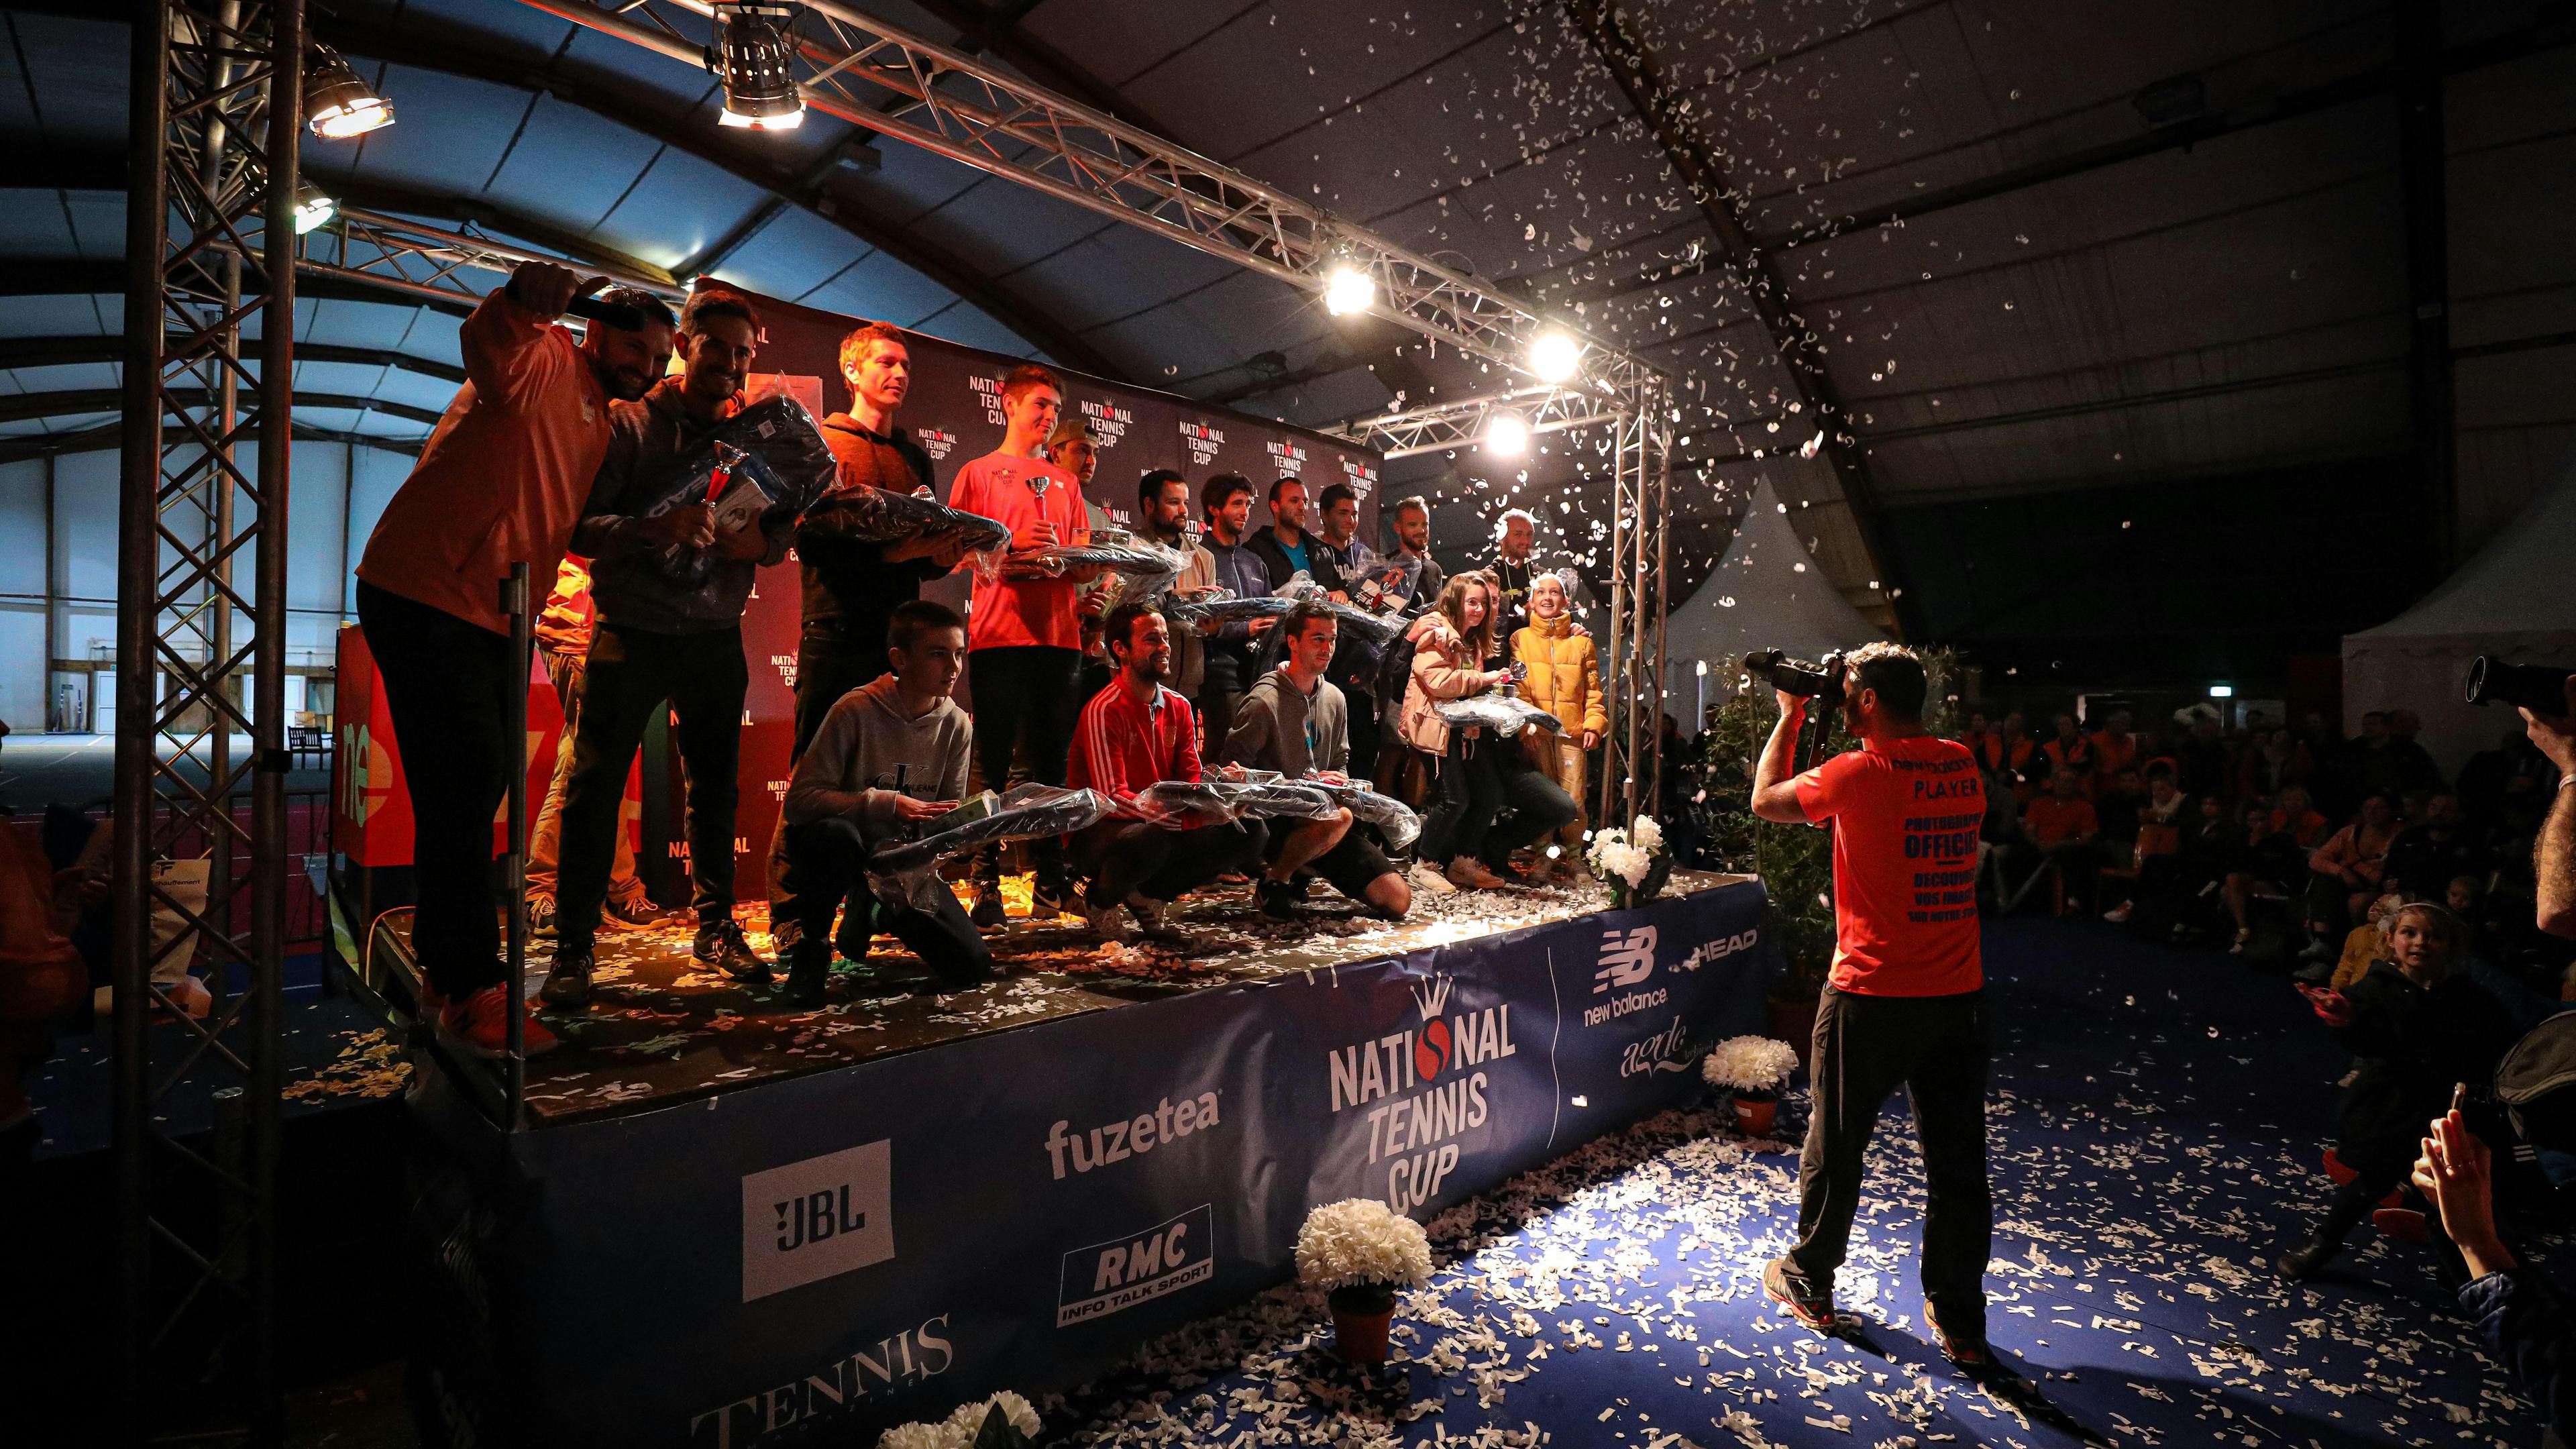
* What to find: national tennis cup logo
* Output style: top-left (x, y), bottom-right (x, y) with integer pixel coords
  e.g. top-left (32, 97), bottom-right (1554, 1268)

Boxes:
top-left (1325, 975), bottom-right (1519, 1211)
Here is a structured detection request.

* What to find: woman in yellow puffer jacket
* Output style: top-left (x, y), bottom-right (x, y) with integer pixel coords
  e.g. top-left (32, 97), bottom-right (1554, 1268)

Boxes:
top-left (1511, 573), bottom-right (1605, 860)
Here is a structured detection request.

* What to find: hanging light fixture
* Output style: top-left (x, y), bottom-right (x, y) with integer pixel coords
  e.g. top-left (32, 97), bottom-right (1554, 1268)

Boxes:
top-left (1485, 411), bottom-right (1530, 458)
top-left (710, 1), bottom-right (806, 131)
top-left (305, 43), bottom-right (394, 140)
top-left (1323, 263), bottom-right (1375, 317)
top-left (291, 178), bottom-right (336, 234)
top-left (1527, 329), bottom-right (1582, 383)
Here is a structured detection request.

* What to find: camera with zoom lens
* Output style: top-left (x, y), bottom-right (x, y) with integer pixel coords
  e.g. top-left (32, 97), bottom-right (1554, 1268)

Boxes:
top-left (1741, 649), bottom-right (1847, 708)
top-left (2466, 655), bottom-right (2573, 716)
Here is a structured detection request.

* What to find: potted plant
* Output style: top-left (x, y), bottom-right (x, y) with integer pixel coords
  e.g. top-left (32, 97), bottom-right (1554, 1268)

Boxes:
top-left (1295, 1197), bottom-right (1433, 1367)
top-left (1587, 814), bottom-right (1673, 910)
top-left (1702, 1034), bottom-right (1801, 1136)
top-left (875, 1391), bottom-right (1041, 1449)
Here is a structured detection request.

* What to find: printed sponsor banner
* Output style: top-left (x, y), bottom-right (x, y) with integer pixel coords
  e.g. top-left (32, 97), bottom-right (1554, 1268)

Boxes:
top-left (408, 879), bottom-right (1772, 1449)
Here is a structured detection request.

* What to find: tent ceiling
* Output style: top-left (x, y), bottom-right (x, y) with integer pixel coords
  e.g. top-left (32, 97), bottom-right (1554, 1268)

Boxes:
top-left (2, 0), bottom-right (2573, 627)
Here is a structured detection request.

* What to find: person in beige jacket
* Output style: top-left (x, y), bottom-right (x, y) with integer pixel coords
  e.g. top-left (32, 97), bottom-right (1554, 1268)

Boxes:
top-left (1511, 572), bottom-right (1605, 863)
top-left (1401, 572), bottom-right (1577, 891)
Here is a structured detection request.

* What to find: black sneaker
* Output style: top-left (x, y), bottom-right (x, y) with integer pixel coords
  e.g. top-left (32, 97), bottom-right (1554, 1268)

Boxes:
top-left (2275, 1238), bottom-right (2342, 1281)
top-left (971, 885), bottom-right (1006, 930)
top-left (529, 895), bottom-right (558, 940)
top-left (695, 919), bottom-right (771, 983)
top-left (1763, 1256), bottom-right (1837, 1331)
top-left (780, 953), bottom-right (830, 1010)
top-left (601, 893), bottom-right (669, 930)
top-left (1031, 877), bottom-right (1078, 921)
top-left (1256, 877), bottom-right (1304, 920)
top-left (539, 947), bottom-right (594, 1008)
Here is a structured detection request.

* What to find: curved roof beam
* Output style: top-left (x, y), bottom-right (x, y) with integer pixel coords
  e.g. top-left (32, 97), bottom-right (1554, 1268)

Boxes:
top-left (0, 386), bottom-right (447, 427)
top-left (314, 14), bottom-right (1126, 377)
top-left (0, 335), bottom-right (466, 387)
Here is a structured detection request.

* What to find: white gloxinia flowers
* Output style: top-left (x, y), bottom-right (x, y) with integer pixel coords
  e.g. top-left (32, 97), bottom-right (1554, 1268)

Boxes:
top-left (1630, 814), bottom-right (1663, 853)
top-left (873, 1391), bottom-right (1042, 1449)
top-left (1701, 1034), bottom-right (1801, 1093)
top-left (1295, 1197), bottom-right (1434, 1292)
top-left (1587, 815), bottom-right (1665, 888)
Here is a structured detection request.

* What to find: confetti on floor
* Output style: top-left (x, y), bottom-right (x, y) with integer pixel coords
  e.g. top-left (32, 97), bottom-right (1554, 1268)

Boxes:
top-left (1049, 918), bottom-right (2554, 1448)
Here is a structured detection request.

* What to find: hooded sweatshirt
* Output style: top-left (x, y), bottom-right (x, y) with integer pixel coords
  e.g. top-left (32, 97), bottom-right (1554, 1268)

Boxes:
top-left (1222, 667), bottom-right (1348, 776)
top-left (781, 675), bottom-right (972, 844)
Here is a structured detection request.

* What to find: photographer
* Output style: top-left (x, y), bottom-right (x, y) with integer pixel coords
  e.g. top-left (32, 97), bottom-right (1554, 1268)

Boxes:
top-left (1749, 643), bottom-right (1995, 1369)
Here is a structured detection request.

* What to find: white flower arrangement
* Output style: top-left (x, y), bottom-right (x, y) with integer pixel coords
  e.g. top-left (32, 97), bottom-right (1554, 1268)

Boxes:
top-left (873, 1391), bottom-right (1041, 1449)
top-left (1295, 1197), bottom-right (1434, 1293)
top-left (1701, 1034), bottom-right (1801, 1095)
top-left (1630, 814), bottom-right (1664, 853)
top-left (1587, 828), bottom-right (1653, 889)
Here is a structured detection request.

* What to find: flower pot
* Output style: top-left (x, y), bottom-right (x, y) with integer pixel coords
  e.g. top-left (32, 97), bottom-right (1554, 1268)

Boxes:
top-left (1732, 1092), bottom-right (1778, 1138)
top-left (1328, 1283), bottom-right (1397, 1366)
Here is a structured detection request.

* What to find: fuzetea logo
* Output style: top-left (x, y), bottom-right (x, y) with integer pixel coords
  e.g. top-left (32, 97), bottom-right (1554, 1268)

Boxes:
top-left (1044, 1092), bottom-right (1222, 1179)
top-left (1326, 975), bottom-right (1517, 1210)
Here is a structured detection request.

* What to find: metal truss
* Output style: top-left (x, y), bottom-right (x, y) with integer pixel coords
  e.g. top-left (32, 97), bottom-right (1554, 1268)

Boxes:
top-left (300, 204), bottom-right (688, 311)
top-left (115, 0), bottom-right (302, 1440)
top-left (1328, 384), bottom-right (1628, 461)
top-left (1599, 378), bottom-right (1674, 830)
top-left (514, 0), bottom-right (1658, 396)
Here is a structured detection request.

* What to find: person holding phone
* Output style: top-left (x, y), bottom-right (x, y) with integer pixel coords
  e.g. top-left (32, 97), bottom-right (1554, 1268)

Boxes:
top-left (2278, 902), bottom-right (2520, 1280)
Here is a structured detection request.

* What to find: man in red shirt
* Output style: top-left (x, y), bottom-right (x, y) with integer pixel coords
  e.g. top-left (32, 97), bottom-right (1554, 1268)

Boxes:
top-left (1067, 601), bottom-right (1269, 947)
top-left (2021, 767), bottom-right (2101, 912)
top-left (1751, 642), bottom-right (1993, 1368)
top-left (949, 364), bottom-right (1102, 927)
top-left (354, 261), bottom-right (672, 1057)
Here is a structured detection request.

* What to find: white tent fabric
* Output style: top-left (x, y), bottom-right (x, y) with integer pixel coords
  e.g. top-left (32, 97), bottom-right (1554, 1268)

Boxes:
top-left (1664, 480), bottom-right (1888, 735)
top-left (2343, 457), bottom-right (2576, 776)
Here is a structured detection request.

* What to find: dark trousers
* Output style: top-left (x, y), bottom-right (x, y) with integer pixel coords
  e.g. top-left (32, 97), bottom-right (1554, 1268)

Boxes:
top-left (556, 621), bottom-right (749, 953)
top-left (1344, 688), bottom-right (1382, 785)
top-left (356, 582), bottom-right (517, 999)
top-left (1199, 649), bottom-right (1250, 759)
top-left (769, 630), bottom-right (895, 930)
top-left (966, 645), bottom-right (1081, 888)
top-left (1787, 985), bottom-right (1992, 1334)
top-left (1419, 739), bottom-right (1579, 865)
top-left (782, 818), bottom-right (993, 987)
top-left (1071, 819), bottom-right (1269, 908)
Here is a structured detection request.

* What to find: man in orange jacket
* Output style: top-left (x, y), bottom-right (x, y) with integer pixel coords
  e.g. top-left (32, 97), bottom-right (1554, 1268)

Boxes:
top-left (352, 262), bottom-right (672, 1058)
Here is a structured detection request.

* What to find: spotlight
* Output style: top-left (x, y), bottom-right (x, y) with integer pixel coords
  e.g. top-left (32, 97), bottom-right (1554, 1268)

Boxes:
top-left (1485, 411), bottom-right (1529, 457)
top-left (1324, 264), bottom-right (1374, 317)
top-left (710, 1), bottom-right (806, 131)
top-left (291, 179), bottom-right (335, 235)
top-left (305, 44), bottom-right (393, 140)
top-left (1527, 329), bottom-right (1582, 382)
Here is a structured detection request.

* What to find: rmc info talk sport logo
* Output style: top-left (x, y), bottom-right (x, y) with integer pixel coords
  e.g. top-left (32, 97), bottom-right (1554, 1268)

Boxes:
top-left (1055, 1203), bottom-right (1215, 1328)
top-left (1326, 974), bottom-right (1518, 1212)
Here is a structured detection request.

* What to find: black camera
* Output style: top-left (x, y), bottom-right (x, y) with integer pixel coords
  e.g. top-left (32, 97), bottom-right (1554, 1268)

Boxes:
top-left (2466, 655), bottom-right (2573, 716)
top-left (1741, 649), bottom-right (1847, 708)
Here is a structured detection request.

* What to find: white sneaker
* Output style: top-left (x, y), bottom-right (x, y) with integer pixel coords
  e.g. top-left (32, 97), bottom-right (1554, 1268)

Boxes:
top-left (1407, 861), bottom-right (1457, 897)
top-left (164, 975), bottom-right (213, 1020)
top-left (1085, 902), bottom-right (1134, 945)
top-left (2102, 903), bottom-right (2133, 924)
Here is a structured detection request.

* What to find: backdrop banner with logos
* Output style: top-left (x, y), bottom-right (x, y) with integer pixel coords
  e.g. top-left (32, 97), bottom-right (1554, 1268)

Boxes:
top-left (407, 877), bottom-right (1773, 1449)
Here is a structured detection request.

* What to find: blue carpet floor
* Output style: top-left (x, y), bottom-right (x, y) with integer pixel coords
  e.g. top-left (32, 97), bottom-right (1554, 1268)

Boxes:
top-left (1051, 918), bottom-right (2550, 1448)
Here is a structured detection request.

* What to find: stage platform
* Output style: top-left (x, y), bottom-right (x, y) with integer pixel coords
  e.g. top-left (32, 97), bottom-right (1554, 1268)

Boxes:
top-left (398, 872), bottom-right (1778, 1449)
top-left (372, 871), bottom-right (1744, 1128)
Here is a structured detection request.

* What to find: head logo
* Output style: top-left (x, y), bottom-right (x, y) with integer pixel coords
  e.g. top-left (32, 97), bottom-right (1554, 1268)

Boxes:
top-left (1678, 928), bottom-right (1760, 973)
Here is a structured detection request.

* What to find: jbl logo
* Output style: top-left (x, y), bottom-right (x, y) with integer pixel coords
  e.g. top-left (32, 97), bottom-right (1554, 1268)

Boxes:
top-left (741, 1140), bottom-right (893, 1301)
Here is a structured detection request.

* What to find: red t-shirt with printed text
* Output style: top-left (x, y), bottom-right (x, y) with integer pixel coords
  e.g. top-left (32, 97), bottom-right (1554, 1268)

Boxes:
top-left (1792, 734), bottom-right (1985, 997)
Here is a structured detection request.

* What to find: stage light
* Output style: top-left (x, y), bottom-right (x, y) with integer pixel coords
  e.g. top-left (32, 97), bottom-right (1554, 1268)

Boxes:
top-left (710, 1), bottom-right (806, 131)
top-left (2208, 684), bottom-right (2234, 698)
top-left (1696, 659), bottom-right (1709, 676)
top-left (292, 179), bottom-right (336, 234)
top-left (1527, 329), bottom-right (1582, 382)
top-left (1324, 264), bottom-right (1374, 317)
top-left (305, 44), bottom-right (393, 140)
top-left (1485, 411), bottom-right (1529, 457)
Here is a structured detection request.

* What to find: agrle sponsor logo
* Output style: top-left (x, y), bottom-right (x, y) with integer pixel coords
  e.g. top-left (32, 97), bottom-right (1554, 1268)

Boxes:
top-left (1618, 1014), bottom-right (1698, 1079)
top-left (916, 425), bottom-right (959, 462)
top-left (1056, 1204), bottom-right (1216, 1327)
top-left (1678, 928), bottom-right (1760, 973)
top-left (1586, 925), bottom-right (1664, 1027)
top-left (739, 1140), bottom-right (892, 1302)
top-left (1326, 975), bottom-right (1517, 1211)
top-left (1179, 419), bottom-right (1226, 466)
top-left (687, 1312), bottom-right (955, 1449)
top-left (1044, 1091), bottom-right (1222, 1180)
top-left (1079, 397), bottom-right (1134, 449)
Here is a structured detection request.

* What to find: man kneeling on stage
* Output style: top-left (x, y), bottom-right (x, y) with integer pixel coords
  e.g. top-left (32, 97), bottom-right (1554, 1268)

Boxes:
top-left (775, 600), bottom-right (994, 1008)
top-left (1220, 601), bottom-right (1409, 922)
top-left (1069, 601), bottom-right (1269, 948)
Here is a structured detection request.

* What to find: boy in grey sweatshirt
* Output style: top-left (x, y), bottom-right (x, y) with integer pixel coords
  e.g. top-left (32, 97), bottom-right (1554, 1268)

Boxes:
top-left (776, 600), bottom-right (991, 1006)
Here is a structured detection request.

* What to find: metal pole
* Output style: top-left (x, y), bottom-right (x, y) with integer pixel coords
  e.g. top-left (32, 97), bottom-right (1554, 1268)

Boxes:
top-left (503, 561), bottom-right (531, 1126)
top-left (1600, 413), bottom-right (1628, 830)
top-left (249, 0), bottom-right (301, 1432)
top-left (111, 0), bottom-right (170, 1436)
top-left (1648, 382), bottom-right (1670, 824)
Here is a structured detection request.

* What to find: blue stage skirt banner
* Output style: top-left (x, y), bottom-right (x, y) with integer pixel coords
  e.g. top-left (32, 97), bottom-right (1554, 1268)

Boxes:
top-left (408, 878), bottom-right (1774, 1449)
